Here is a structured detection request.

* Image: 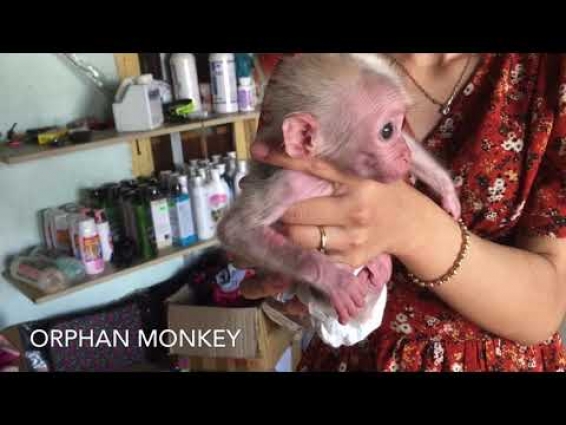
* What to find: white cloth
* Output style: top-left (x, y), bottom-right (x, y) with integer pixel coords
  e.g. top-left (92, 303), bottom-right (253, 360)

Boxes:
top-left (295, 279), bottom-right (388, 348)
top-left (277, 266), bottom-right (386, 348)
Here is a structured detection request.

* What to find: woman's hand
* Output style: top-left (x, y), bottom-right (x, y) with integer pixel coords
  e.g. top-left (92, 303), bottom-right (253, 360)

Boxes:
top-left (250, 142), bottom-right (426, 268)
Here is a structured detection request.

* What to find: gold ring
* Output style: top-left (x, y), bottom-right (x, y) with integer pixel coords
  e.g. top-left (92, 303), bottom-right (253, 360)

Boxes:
top-left (318, 226), bottom-right (328, 254)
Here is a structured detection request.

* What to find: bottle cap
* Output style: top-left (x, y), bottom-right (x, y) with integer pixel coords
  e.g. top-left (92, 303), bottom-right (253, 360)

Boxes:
top-left (137, 74), bottom-right (154, 85)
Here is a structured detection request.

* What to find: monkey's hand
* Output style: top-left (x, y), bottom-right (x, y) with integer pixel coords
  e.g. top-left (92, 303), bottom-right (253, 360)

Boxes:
top-left (366, 253), bottom-right (393, 293)
top-left (440, 187), bottom-right (462, 220)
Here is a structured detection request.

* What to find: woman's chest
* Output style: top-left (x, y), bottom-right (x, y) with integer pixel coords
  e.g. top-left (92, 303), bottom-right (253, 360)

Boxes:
top-left (413, 56), bottom-right (552, 240)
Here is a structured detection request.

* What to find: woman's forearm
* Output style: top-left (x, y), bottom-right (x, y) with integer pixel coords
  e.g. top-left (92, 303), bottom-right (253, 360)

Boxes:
top-left (394, 184), bottom-right (566, 345)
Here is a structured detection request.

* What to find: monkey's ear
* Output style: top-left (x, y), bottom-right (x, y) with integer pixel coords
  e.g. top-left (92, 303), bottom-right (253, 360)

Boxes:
top-left (281, 112), bottom-right (319, 158)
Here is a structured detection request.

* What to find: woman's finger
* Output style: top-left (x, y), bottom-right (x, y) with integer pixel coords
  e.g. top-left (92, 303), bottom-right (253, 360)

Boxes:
top-left (281, 196), bottom-right (353, 226)
top-left (282, 224), bottom-right (352, 252)
top-left (251, 142), bottom-right (361, 186)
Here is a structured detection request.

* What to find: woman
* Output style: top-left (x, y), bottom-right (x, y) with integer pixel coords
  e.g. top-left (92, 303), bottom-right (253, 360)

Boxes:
top-left (242, 53), bottom-right (566, 372)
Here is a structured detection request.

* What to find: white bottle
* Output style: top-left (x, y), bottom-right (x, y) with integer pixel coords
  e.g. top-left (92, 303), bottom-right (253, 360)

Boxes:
top-left (233, 160), bottom-right (249, 197)
top-left (209, 53), bottom-right (238, 114)
top-left (213, 163), bottom-right (232, 203)
top-left (237, 77), bottom-right (257, 112)
top-left (190, 176), bottom-right (215, 240)
top-left (208, 168), bottom-right (231, 225)
top-left (170, 53), bottom-right (202, 114)
top-left (78, 218), bottom-right (105, 275)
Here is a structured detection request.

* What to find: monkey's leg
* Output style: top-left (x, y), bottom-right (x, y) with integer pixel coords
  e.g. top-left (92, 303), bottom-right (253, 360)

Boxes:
top-left (217, 172), bottom-right (370, 323)
top-left (405, 135), bottom-right (461, 219)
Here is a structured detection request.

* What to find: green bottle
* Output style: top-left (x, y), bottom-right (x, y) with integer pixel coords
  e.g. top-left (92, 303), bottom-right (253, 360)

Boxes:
top-left (133, 187), bottom-right (156, 261)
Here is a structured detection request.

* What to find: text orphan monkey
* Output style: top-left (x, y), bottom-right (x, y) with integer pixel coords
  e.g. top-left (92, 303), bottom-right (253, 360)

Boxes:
top-left (30, 329), bottom-right (243, 349)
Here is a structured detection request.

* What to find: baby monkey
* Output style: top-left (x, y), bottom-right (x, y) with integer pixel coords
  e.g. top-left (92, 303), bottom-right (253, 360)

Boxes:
top-left (218, 54), bottom-right (461, 324)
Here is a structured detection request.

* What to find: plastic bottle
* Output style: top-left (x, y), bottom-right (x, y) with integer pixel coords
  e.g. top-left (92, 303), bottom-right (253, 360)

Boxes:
top-left (133, 188), bottom-right (156, 261)
top-left (214, 163), bottom-right (233, 203)
top-left (120, 189), bottom-right (138, 250)
top-left (101, 184), bottom-right (124, 247)
top-left (78, 218), bottom-right (105, 275)
top-left (237, 77), bottom-right (257, 112)
top-left (211, 154), bottom-right (222, 165)
top-left (67, 213), bottom-right (86, 260)
top-left (170, 53), bottom-right (202, 114)
top-left (168, 182), bottom-right (198, 247)
top-left (223, 157), bottom-right (237, 195)
top-left (209, 53), bottom-right (238, 114)
top-left (10, 256), bottom-right (70, 294)
top-left (41, 208), bottom-right (55, 250)
top-left (233, 160), bottom-right (249, 197)
top-left (91, 210), bottom-right (114, 262)
top-left (208, 168), bottom-right (231, 224)
top-left (148, 187), bottom-right (173, 250)
top-left (190, 176), bottom-right (215, 241)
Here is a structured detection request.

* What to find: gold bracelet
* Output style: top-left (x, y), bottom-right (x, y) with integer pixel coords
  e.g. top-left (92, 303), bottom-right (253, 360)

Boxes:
top-left (407, 218), bottom-right (471, 289)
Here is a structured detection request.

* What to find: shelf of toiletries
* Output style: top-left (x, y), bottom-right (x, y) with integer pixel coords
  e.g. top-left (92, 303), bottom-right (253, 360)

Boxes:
top-left (0, 111), bottom-right (259, 165)
top-left (3, 239), bottom-right (219, 304)
top-left (4, 154), bottom-right (246, 303)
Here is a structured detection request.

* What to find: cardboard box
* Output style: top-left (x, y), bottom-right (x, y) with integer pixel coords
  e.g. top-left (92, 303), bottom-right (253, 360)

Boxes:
top-left (167, 286), bottom-right (300, 371)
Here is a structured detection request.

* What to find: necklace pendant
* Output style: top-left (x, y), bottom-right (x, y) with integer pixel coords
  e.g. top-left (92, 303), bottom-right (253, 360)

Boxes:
top-left (441, 104), bottom-right (451, 116)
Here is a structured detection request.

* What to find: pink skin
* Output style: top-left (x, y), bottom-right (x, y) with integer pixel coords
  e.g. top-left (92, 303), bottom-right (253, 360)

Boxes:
top-left (218, 170), bottom-right (370, 322)
top-left (219, 78), bottom-right (461, 324)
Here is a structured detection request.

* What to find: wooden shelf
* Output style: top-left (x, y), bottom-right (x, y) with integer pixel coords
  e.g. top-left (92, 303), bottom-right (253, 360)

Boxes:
top-left (0, 111), bottom-right (260, 165)
top-left (4, 238), bottom-right (220, 304)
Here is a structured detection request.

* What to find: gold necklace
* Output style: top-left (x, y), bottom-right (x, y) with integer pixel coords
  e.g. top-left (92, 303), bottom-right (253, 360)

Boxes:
top-left (389, 55), bottom-right (472, 116)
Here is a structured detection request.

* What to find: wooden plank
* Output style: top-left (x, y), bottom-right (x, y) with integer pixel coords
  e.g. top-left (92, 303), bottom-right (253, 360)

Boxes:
top-left (114, 53), bottom-right (154, 177)
top-left (4, 239), bottom-right (219, 304)
top-left (0, 112), bottom-right (260, 165)
top-left (233, 120), bottom-right (249, 160)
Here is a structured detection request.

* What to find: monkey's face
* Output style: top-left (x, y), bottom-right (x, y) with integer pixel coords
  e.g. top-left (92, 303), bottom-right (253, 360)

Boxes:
top-left (342, 90), bottom-right (412, 183)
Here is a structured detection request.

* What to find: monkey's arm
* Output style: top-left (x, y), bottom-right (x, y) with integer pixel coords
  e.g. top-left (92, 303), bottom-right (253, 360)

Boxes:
top-left (405, 134), bottom-right (461, 219)
top-left (217, 170), bottom-right (368, 323)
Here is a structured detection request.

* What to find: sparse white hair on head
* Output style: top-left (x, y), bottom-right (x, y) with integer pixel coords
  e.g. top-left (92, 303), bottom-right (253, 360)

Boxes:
top-left (257, 53), bottom-right (410, 157)
top-left (347, 53), bottom-right (411, 103)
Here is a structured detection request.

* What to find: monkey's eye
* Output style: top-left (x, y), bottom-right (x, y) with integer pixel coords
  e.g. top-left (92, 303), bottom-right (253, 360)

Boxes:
top-left (380, 122), bottom-right (394, 141)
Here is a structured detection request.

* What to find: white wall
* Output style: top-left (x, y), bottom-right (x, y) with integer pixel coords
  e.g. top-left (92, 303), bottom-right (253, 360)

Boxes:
top-left (0, 54), bottom-right (184, 329)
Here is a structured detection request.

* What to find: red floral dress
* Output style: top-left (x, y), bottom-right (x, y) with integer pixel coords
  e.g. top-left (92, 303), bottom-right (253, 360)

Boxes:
top-left (290, 54), bottom-right (566, 372)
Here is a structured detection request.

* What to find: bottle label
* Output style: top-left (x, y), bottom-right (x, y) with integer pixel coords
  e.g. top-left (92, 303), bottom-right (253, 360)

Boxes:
top-left (170, 197), bottom-right (196, 244)
top-left (151, 199), bottom-right (173, 249)
top-left (209, 193), bottom-right (228, 222)
top-left (238, 88), bottom-right (254, 111)
top-left (210, 60), bottom-right (237, 105)
top-left (82, 235), bottom-right (102, 262)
